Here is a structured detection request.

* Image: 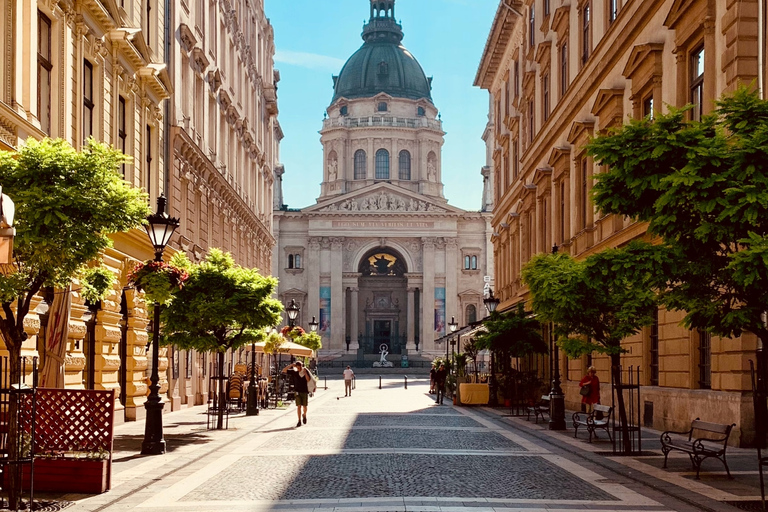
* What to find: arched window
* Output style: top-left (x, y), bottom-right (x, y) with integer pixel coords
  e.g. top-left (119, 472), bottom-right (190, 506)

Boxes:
top-left (294, 254), bottom-right (302, 269)
top-left (354, 150), bottom-right (367, 180)
top-left (464, 256), bottom-right (471, 269)
top-left (466, 304), bottom-right (477, 324)
top-left (471, 255), bottom-right (477, 270)
top-left (375, 149), bottom-right (389, 180)
top-left (288, 254), bottom-right (294, 269)
top-left (398, 150), bottom-right (411, 180)
top-left (417, 106), bottom-right (425, 116)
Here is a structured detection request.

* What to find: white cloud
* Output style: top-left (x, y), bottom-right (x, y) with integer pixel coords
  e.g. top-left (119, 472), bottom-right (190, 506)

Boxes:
top-left (275, 50), bottom-right (346, 72)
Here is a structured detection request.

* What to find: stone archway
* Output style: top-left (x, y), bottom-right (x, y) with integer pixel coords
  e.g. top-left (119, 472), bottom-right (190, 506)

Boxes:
top-left (356, 247), bottom-right (408, 355)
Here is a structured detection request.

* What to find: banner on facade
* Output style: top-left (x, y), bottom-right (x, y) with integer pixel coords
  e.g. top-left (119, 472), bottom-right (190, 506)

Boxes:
top-left (434, 287), bottom-right (446, 336)
top-left (319, 286), bottom-right (331, 337)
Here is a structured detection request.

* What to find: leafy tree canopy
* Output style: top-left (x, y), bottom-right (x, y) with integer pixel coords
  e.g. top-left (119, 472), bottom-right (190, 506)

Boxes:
top-left (293, 331), bottom-right (322, 352)
top-left (474, 303), bottom-right (547, 357)
top-left (521, 244), bottom-right (663, 357)
top-left (587, 86), bottom-right (768, 341)
top-left (160, 249), bottom-right (282, 353)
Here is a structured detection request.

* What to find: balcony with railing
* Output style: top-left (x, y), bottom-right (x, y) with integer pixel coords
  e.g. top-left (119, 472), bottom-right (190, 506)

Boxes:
top-left (322, 116), bottom-right (442, 131)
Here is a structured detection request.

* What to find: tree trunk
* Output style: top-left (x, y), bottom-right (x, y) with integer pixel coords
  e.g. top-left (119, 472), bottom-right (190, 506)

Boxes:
top-left (217, 351), bottom-right (226, 430)
top-left (611, 353), bottom-right (632, 453)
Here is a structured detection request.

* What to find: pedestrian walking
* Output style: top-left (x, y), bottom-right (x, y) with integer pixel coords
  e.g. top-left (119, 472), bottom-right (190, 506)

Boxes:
top-left (434, 363), bottom-right (448, 405)
top-left (343, 365), bottom-right (355, 396)
top-left (578, 366), bottom-right (600, 413)
top-left (283, 361), bottom-right (311, 427)
top-left (429, 363), bottom-right (437, 394)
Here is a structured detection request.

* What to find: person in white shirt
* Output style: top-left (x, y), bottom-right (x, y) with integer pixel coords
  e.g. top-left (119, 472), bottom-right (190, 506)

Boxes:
top-left (343, 366), bottom-right (355, 396)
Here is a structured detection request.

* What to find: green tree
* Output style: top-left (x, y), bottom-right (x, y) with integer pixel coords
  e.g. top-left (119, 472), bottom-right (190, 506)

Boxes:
top-left (160, 249), bottom-right (282, 429)
top-left (474, 304), bottom-right (546, 401)
top-left (522, 245), bottom-right (663, 451)
top-left (586, 86), bottom-right (768, 445)
top-left (0, 138), bottom-right (149, 507)
top-left (293, 331), bottom-right (322, 352)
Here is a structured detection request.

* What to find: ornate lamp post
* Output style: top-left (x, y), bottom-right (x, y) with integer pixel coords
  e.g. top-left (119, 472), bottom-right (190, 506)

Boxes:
top-left (309, 316), bottom-right (319, 333)
top-left (286, 299), bottom-right (300, 328)
top-left (141, 195), bottom-right (179, 455)
top-left (246, 333), bottom-right (260, 416)
top-left (483, 289), bottom-right (500, 406)
top-left (549, 244), bottom-right (566, 430)
top-left (448, 316), bottom-right (458, 375)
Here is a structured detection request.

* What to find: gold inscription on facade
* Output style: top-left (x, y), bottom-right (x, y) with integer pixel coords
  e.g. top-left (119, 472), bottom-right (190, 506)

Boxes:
top-left (332, 221), bottom-right (435, 229)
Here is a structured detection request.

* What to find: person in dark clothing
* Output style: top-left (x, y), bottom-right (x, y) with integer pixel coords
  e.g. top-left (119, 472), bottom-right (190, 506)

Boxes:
top-left (429, 363), bottom-right (437, 394)
top-left (283, 361), bottom-right (311, 427)
top-left (434, 363), bottom-right (448, 404)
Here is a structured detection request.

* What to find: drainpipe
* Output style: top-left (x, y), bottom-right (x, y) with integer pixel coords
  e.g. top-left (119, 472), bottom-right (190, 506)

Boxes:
top-left (163, 0), bottom-right (172, 196)
top-left (759, 0), bottom-right (765, 99)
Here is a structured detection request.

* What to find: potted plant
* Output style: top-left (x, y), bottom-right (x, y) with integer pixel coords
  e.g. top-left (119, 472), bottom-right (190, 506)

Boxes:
top-left (22, 449), bottom-right (110, 494)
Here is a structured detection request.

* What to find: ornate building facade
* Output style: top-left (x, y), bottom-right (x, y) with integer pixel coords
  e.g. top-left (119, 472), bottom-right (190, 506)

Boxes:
top-left (0, 0), bottom-right (279, 420)
top-left (273, 0), bottom-right (493, 362)
top-left (476, 0), bottom-right (767, 444)
top-left (165, 0), bottom-right (279, 408)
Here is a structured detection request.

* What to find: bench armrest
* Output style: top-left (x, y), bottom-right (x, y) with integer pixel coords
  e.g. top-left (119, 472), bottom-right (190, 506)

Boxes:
top-left (661, 429), bottom-right (693, 445)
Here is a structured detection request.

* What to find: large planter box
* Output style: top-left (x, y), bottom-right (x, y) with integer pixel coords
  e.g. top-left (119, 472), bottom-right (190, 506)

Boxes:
top-left (17, 459), bottom-right (109, 494)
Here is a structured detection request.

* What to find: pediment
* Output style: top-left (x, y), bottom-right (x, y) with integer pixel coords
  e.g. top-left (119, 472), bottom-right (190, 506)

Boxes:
top-left (305, 183), bottom-right (465, 214)
top-left (664, 0), bottom-right (699, 29)
top-left (622, 43), bottom-right (664, 79)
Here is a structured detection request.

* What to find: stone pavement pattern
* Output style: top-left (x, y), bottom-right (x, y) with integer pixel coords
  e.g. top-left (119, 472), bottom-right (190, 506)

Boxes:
top-left (49, 376), bottom-right (761, 512)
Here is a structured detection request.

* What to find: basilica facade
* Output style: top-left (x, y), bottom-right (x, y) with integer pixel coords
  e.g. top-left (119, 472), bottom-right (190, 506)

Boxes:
top-left (273, 0), bottom-right (493, 362)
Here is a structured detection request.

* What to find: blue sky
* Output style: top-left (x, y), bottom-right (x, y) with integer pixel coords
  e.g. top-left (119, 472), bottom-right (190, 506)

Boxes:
top-left (265, 0), bottom-right (499, 211)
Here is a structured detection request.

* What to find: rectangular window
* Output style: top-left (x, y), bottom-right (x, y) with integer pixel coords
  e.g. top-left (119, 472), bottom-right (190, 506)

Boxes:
top-left (608, 0), bottom-right (618, 24)
top-left (559, 181), bottom-right (566, 243)
top-left (146, 125), bottom-right (153, 194)
top-left (643, 95), bottom-right (654, 120)
top-left (514, 61), bottom-right (520, 96)
top-left (145, 0), bottom-right (153, 47)
top-left (529, 5), bottom-right (535, 48)
top-left (513, 139), bottom-right (519, 180)
top-left (580, 158), bottom-right (588, 229)
top-left (118, 96), bottom-right (127, 177)
top-left (542, 74), bottom-right (550, 122)
top-left (505, 75), bottom-right (510, 118)
top-left (690, 45), bottom-right (705, 122)
top-left (37, 12), bottom-right (52, 134)
top-left (83, 60), bottom-right (94, 143)
top-left (528, 99), bottom-right (535, 144)
top-left (698, 329), bottom-right (711, 389)
top-left (581, 3), bottom-right (591, 66)
top-left (560, 43), bottom-right (568, 98)
top-left (544, 0), bottom-right (551, 17)
top-left (650, 308), bottom-right (659, 386)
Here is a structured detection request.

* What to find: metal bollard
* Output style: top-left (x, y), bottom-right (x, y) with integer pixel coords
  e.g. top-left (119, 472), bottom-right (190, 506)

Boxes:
top-left (324, 376), bottom-right (327, 390)
top-left (379, 376), bottom-right (382, 389)
top-left (404, 375), bottom-right (408, 389)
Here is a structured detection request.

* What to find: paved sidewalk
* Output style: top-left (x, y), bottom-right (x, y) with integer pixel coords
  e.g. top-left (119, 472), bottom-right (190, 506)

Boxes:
top-left (23, 376), bottom-right (766, 512)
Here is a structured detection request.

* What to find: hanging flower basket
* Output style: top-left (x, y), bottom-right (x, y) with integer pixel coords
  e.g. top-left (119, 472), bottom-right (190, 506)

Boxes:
top-left (281, 325), bottom-right (305, 340)
top-left (127, 260), bottom-right (188, 305)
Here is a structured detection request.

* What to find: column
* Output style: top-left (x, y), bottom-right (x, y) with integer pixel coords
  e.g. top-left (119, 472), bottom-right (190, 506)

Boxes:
top-left (122, 288), bottom-right (150, 421)
top-left (307, 237), bottom-right (321, 328)
top-left (330, 237), bottom-right (344, 350)
top-left (421, 237), bottom-right (436, 353)
top-left (406, 287), bottom-right (416, 352)
top-left (350, 287), bottom-right (360, 351)
top-left (445, 238), bottom-right (459, 326)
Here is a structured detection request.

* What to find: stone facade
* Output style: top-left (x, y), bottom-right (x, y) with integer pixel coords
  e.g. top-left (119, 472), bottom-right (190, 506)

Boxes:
top-left (164, 0), bottom-right (279, 409)
top-left (0, 0), bottom-right (278, 421)
top-left (274, 0), bottom-right (493, 362)
top-left (476, 0), bottom-right (767, 445)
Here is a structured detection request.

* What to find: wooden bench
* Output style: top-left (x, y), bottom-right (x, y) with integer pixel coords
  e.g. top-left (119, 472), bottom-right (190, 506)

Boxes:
top-left (660, 419), bottom-right (735, 479)
top-left (572, 404), bottom-right (613, 443)
top-left (526, 395), bottom-right (550, 423)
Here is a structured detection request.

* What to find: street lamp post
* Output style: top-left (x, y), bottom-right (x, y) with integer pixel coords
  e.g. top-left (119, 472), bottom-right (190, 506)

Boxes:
top-left (309, 316), bottom-right (319, 333)
top-left (483, 289), bottom-right (500, 407)
top-left (448, 316), bottom-right (458, 375)
top-left (246, 335), bottom-right (259, 416)
top-left (286, 299), bottom-right (300, 328)
top-left (141, 195), bottom-right (179, 455)
top-left (549, 244), bottom-right (566, 430)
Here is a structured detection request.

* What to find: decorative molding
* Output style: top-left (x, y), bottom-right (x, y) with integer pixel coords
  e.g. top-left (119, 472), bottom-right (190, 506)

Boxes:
top-left (319, 192), bottom-right (446, 213)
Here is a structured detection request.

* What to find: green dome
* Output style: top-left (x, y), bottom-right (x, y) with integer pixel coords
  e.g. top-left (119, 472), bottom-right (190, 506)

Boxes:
top-left (331, 1), bottom-right (433, 104)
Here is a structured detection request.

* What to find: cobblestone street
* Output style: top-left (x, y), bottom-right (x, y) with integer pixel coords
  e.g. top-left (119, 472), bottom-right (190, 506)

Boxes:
top-left (58, 376), bottom-right (759, 512)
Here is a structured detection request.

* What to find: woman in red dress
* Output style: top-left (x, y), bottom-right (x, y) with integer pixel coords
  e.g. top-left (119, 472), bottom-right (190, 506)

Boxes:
top-left (578, 366), bottom-right (600, 412)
